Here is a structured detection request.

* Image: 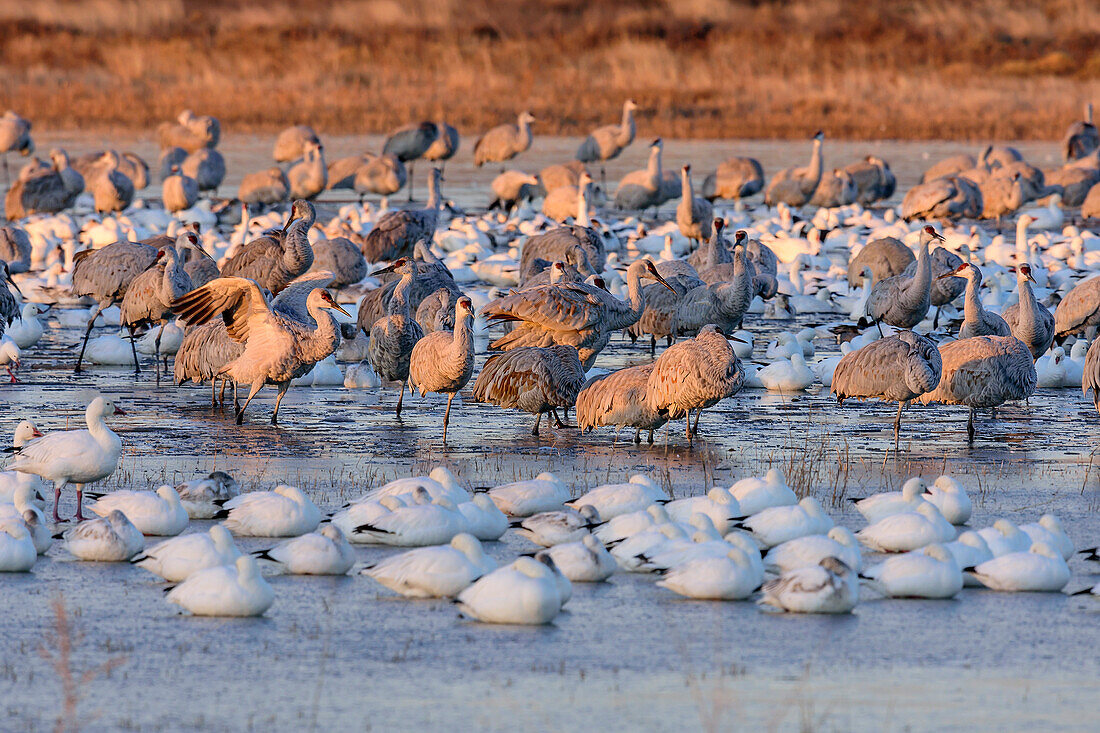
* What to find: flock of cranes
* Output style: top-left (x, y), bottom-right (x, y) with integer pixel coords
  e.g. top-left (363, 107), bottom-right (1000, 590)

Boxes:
top-left (2, 100), bottom-right (1100, 455)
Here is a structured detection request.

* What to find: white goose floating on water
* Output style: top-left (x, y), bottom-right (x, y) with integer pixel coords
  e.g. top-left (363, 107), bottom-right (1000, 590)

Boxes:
top-left (166, 555), bottom-right (275, 617)
top-left (131, 525), bottom-right (242, 582)
top-left (1020, 514), bottom-right (1074, 560)
top-left (89, 485), bottom-right (189, 536)
top-left (764, 527), bottom-right (862, 574)
top-left (731, 497), bottom-right (833, 548)
top-left (513, 505), bottom-right (602, 547)
top-left (759, 557), bottom-right (859, 614)
top-left (857, 502), bottom-right (955, 553)
top-left (252, 525), bottom-right (355, 575)
top-left (977, 519), bottom-right (1032, 557)
top-left (216, 485), bottom-right (321, 537)
top-left (0, 520), bottom-right (37, 572)
top-left (850, 477), bottom-right (928, 524)
top-left (656, 547), bottom-right (763, 600)
top-left (0, 420), bottom-right (46, 504)
top-left (351, 487), bottom-right (466, 547)
top-left (456, 494), bottom-right (509, 541)
top-left (58, 510), bottom-right (144, 562)
top-left (967, 542), bottom-right (1070, 592)
top-left (665, 488), bottom-right (744, 534)
top-left (727, 469), bottom-right (797, 515)
top-left (920, 476), bottom-right (972, 525)
top-left (481, 472), bottom-right (570, 517)
top-left (455, 555), bottom-right (563, 625)
top-left (860, 544), bottom-right (963, 599)
top-left (539, 534), bottom-right (617, 582)
top-left (0, 484), bottom-right (51, 554)
top-left (175, 471), bottom-right (241, 519)
top-left (926, 531), bottom-right (992, 586)
top-left (362, 533), bottom-right (496, 598)
top-left (567, 474), bottom-right (665, 520)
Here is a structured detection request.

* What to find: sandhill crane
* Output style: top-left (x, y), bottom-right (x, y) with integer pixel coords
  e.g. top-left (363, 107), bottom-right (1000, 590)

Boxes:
top-left (361, 168), bottom-right (443, 263)
top-left (156, 110), bottom-right (219, 153)
top-left (490, 170), bottom-right (540, 212)
top-left (408, 296), bottom-right (474, 440)
top-left (904, 245), bottom-right (964, 328)
top-left (171, 276), bottom-right (350, 425)
top-left (352, 153), bottom-right (407, 206)
top-left (542, 170), bottom-right (592, 223)
top-left (687, 218), bottom-right (729, 272)
top-left (239, 166), bottom-right (290, 209)
top-left (523, 247), bottom-right (595, 287)
top-left (980, 171), bottom-right (1026, 224)
top-left (482, 258), bottom-right (675, 369)
top-left (423, 121), bottom-right (459, 173)
top-left (471, 344), bottom-right (585, 436)
top-left (539, 161), bottom-right (587, 192)
top-left (645, 324), bottom-right (744, 442)
top-left (475, 111), bottom-right (535, 169)
top-left (162, 165), bottom-right (198, 212)
top-left (626, 258), bottom-right (703, 353)
top-left (1082, 337), bottom-right (1100, 413)
top-left (922, 153), bottom-right (976, 183)
top-left (0, 110), bottom-right (33, 183)
top-left (367, 258), bottom-right (424, 415)
top-left (71, 239), bottom-right (159, 373)
top-left (901, 176), bottom-right (983, 221)
top-left (576, 362), bottom-right (667, 444)
top-left (384, 121), bottom-right (439, 201)
top-left (764, 131), bottom-right (824, 207)
top-left (174, 319), bottom-right (244, 408)
top-left (120, 243), bottom-right (194, 380)
top-left (86, 151), bottom-right (134, 213)
top-left (575, 99), bottom-right (637, 185)
top-left (832, 331), bottom-right (942, 451)
top-left (1064, 103), bottom-right (1099, 161)
top-left (416, 288), bottom-right (460, 333)
top-left (327, 154), bottom-right (368, 190)
top-left (4, 148), bottom-right (83, 219)
top-left (274, 125), bottom-right (321, 164)
top-left (847, 237), bottom-right (913, 288)
top-left (702, 155), bottom-right (764, 201)
top-left (221, 199), bottom-right (315, 294)
top-left (675, 233), bottom-right (755, 336)
top-left (520, 224), bottom-right (606, 278)
top-left (810, 168), bottom-right (858, 208)
top-left (677, 164), bottom-right (713, 246)
top-left (866, 226), bottom-right (942, 330)
top-left (919, 335), bottom-right (1036, 442)
top-left (0, 261), bottom-right (22, 331)
top-left (181, 148), bottom-right (225, 193)
top-left (180, 232), bottom-right (220, 288)
top-left (1054, 276), bottom-right (1100, 342)
top-left (287, 140), bottom-right (327, 200)
top-left (0, 225), bottom-right (31, 273)
top-left (614, 138), bottom-right (663, 212)
top-left (311, 236), bottom-right (367, 287)
top-left (1002, 265), bottom-right (1054, 359)
top-left (355, 241), bottom-right (460, 331)
top-left (943, 263), bottom-right (1010, 339)
top-left (843, 156), bottom-right (896, 204)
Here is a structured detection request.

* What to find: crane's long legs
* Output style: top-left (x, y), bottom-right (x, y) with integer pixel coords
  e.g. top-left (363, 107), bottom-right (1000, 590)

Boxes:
top-left (692, 408), bottom-right (702, 438)
top-left (237, 382), bottom-right (264, 424)
top-left (442, 392), bottom-right (456, 442)
top-left (685, 412), bottom-right (692, 443)
top-left (894, 401), bottom-right (904, 454)
top-left (74, 305), bottom-right (101, 374)
top-left (126, 325), bottom-right (140, 375)
top-left (407, 161), bottom-right (416, 202)
top-left (154, 320), bottom-right (166, 385)
top-left (396, 380), bottom-right (406, 415)
top-left (967, 407), bottom-right (976, 444)
top-left (271, 382), bottom-right (290, 425)
top-left (532, 411), bottom-right (542, 436)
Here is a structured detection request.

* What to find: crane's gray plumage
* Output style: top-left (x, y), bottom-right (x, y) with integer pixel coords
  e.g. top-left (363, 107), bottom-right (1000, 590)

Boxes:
top-left (0, 110), bottom-right (33, 156)
top-left (0, 261), bottom-right (20, 333)
top-left (356, 241), bottom-right (459, 333)
top-left (287, 141), bottom-right (326, 200)
top-left (676, 164), bottom-right (713, 245)
top-left (866, 226), bottom-right (943, 329)
top-left (576, 99), bottom-right (637, 184)
top-left (82, 151), bottom-right (134, 213)
top-left (471, 344), bottom-right (585, 436)
top-left (483, 258), bottom-right (674, 369)
top-left (171, 275), bottom-right (349, 425)
top-left (576, 362), bottom-right (667, 444)
top-left (809, 168), bottom-right (858, 208)
top-left (351, 154), bottom-right (407, 202)
top-left (832, 331), bottom-right (942, 449)
top-left (238, 167), bottom-right (289, 206)
top-left (614, 139), bottom-right (663, 211)
top-left (902, 176), bottom-right (982, 221)
top-left (361, 168), bottom-right (443, 263)
top-left (627, 258), bottom-right (704, 352)
top-left (764, 131), bottom-right (824, 207)
top-left (156, 110), bottom-right (219, 153)
top-left (0, 224), bottom-right (31, 274)
top-left (408, 296), bottom-right (475, 440)
top-left (921, 154), bottom-right (976, 184)
top-left (1054, 275), bottom-right (1100, 342)
top-left (520, 224), bottom-right (606, 279)
top-left (310, 236), bottom-right (367, 287)
top-left (523, 245), bottom-right (595, 287)
top-left (539, 161), bottom-right (587, 193)
top-left (1001, 264), bottom-right (1054, 359)
top-left (367, 258), bottom-right (425, 415)
top-left (645, 324), bottom-right (744, 441)
top-left (919, 335), bottom-right (1037, 442)
top-left (979, 172), bottom-right (1026, 221)
top-left (174, 319), bottom-right (244, 406)
top-left (542, 170), bottom-right (593, 223)
top-left (221, 199), bottom-right (315, 294)
top-left (474, 111), bottom-right (535, 168)
top-left (847, 237), bottom-right (914, 288)
top-left (903, 245), bottom-right (964, 314)
top-left (4, 148), bottom-right (83, 219)
top-left (1064, 103), bottom-right (1099, 161)
top-left (120, 239), bottom-right (195, 378)
top-left (274, 125), bottom-right (321, 163)
top-left (383, 121), bottom-right (439, 163)
top-left (415, 287), bottom-right (459, 333)
top-left (702, 156), bottom-right (764, 201)
top-left (843, 156), bottom-right (896, 204)
top-left (423, 121), bottom-right (459, 165)
top-left (162, 165), bottom-right (199, 212)
top-left (491, 170), bottom-right (540, 212)
top-left (180, 148), bottom-right (225, 192)
top-left (950, 263), bottom-right (1010, 339)
top-left (675, 236), bottom-right (754, 336)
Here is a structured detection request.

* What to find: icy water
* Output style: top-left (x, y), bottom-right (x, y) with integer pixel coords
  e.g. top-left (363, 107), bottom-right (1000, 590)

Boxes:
top-left (2, 135), bottom-right (1099, 731)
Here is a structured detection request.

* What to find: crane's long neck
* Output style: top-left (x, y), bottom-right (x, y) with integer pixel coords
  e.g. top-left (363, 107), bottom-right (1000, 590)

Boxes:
top-left (623, 265), bottom-right (648, 323)
top-left (704, 233), bottom-right (729, 269)
top-left (577, 182), bottom-right (590, 226)
top-left (306, 302), bottom-right (340, 351)
top-left (963, 272), bottom-right (984, 324)
top-left (389, 272), bottom-right (415, 317)
top-left (282, 215), bottom-right (315, 276)
top-left (1016, 274), bottom-right (1038, 333)
top-left (803, 140), bottom-right (824, 194)
top-left (649, 147), bottom-right (662, 187)
top-left (682, 169), bottom-right (694, 201)
top-left (160, 249), bottom-right (186, 302)
top-left (906, 240), bottom-right (932, 307)
top-left (452, 314), bottom-right (474, 361)
top-left (426, 174), bottom-right (442, 213)
top-left (518, 118), bottom-right (532, 151)
top-left (719, 248), bottom-right (753, 317)
top-left (620, 105), bottom-right (636, 145)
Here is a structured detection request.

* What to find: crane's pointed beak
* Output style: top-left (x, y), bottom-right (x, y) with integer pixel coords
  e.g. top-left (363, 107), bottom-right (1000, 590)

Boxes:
top-left (645, 264), bottom-right (676, 292)
top-left (935, 272), bottom-right (955, 280)
top-left (331, 303), bottom-right (352, 318)
top-left (371, 263), bottom-right (397, 276)
top-left (281, 210), bottom-right (299, 234)
top-left (727, 336), bottom-right (748, 344)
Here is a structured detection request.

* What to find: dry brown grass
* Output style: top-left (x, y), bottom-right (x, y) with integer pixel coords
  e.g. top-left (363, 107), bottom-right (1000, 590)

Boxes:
top-left (2, 0), bottom-right (1100, 139)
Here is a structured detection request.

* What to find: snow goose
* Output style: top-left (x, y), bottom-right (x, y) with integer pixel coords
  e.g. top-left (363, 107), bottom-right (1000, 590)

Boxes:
top-left (166, 555), bottom-right (275, 617)
top-left (610, 523), bottom-right (688, 571)
top-left (482, 472), bottom-right (570, 516)
top-left (216, 485), bottom-right (321, 537)
top-left (0, 519), bottom-right (36, 572)
top-left (175, 471), bottom-right (241, 519)
top-left (456, 494), bottom-right (509, 541)
top-left (724, 531), bottom-right (766, 578)
top-left (850, 477), bottom-right (929, 523)
top-left (513, 505), bottom-right (601, 547)
top-left (89, 485), bottom-right (189, 536)
top-left (731, 497), bottom-right (833, 548)
top-left (924, 531), bottom-right (991, 587)
top-left (976, 519), bottom-right (1031, 557)
top-left (567, 474), bottom-right (665, 520)
top-left (535, 550), bottom-right (573, 605)
top-left (636, 519), bottom-right (732, 572)
top-left (539, 534), bottom-right (616, 582)
top-left (57, 510), bottom-right (144, 561)
top-left (859, 544), bottom-right (962, 599)
top-left (331, 495), bottom-right (407, 542)
top-left (921, 476), bottom-right (972, 525)
top-left (131, 525), bottom-right (241, 582)
top-left (757, 352), bottom-right (815, 392)
top-left (455, 555), bottom-right (562, 625)
top-left (593, 504), bottom-right (667, 545)
top-left (361, 533), bottom-right (495, 598)
top-left (656, 547), bottom-right (762, 600)
top-left (252, 525), bottom-right (355, 575)
top-left (728, 468), bottom-right (797, 515)
top-left (0, 420), bottom-right (46, 504)
top-left (353, 466), bottom-right (470, 505)
top-left (856, 503), bottom-right (955, 553)
top-left (764, 527), bottom-right (862, 574)
top-left (967, 542), bottom-right (1070, 592)
top-left (6, 304), bottom-right (45, 349)
top-left (351, 488), bottom-right (466, 546)
top-left (5, 397), bottom-right (124, 522)
top-left (665, 488), bottom-right (744, 533)
top-left (1020, 514), bottom-right (1074, 559)
top-left (0, 484), bottom-right (51, 553)
top-left (758, 557), bottom-right (859, 614)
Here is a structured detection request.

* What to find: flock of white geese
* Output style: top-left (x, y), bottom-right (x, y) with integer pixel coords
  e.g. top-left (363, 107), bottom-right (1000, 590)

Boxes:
top-left (0, 399), bottom-right (1094, 620)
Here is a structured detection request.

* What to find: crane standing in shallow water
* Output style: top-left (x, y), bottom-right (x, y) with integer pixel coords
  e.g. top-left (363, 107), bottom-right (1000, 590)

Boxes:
top-left (866, 226), bottom-right (943, 332)
top-left (367, 258), bottom-right (424, 416)
top-left (471, 345), bottom-right (585, 436)
top-left (220, 199), bottom-right (315, 294)
top-left (576, 362), bottom-right (668, 444)
top-left (408, 296), bottom-right (475, 441)
top-left (575, 99), bottom-right (637, 186)
top-left (119, 236), bottom-right (194, 381)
